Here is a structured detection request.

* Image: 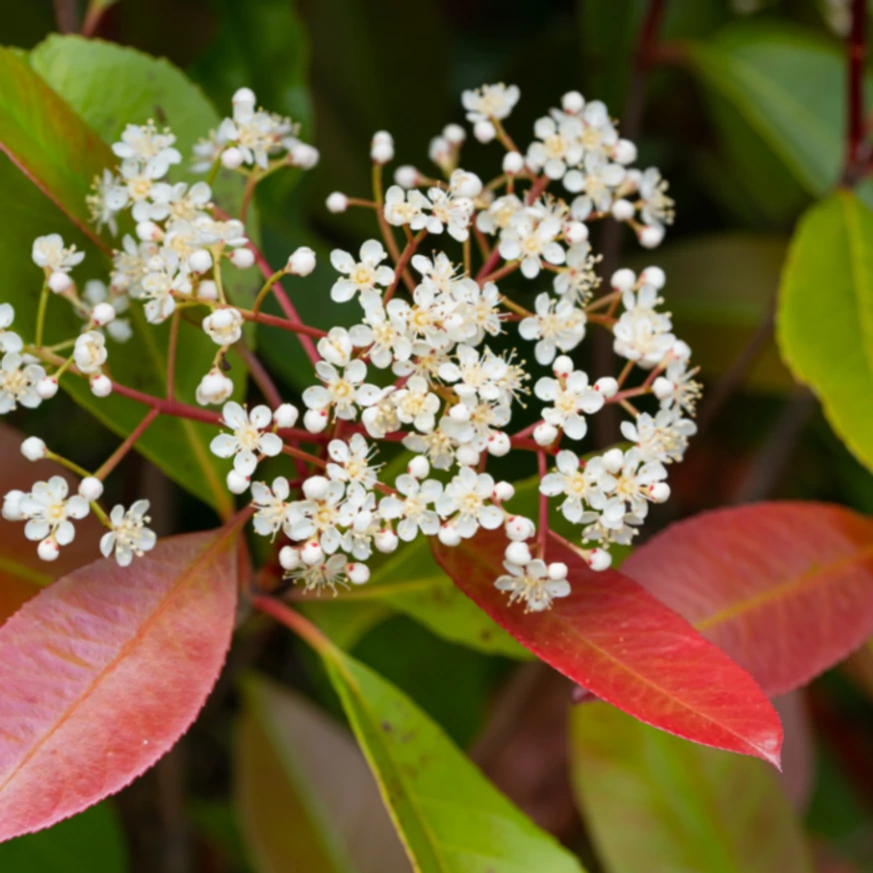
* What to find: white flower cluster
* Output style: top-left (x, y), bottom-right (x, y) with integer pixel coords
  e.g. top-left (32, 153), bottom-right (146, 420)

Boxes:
top-left (3, 82), bottom-right (698, 614)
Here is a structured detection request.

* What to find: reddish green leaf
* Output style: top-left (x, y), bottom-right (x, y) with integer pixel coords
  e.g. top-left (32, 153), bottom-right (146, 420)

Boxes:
top-left (0, 46), bottom-right (111, 250)
top-left (569, 702), bottom-right (814, 873)
top-left (0, 527), bottom-right (240, 842)
top-left (431, 529), bottom-right (782, 765)
top-left (622, 502), bottom-right (873, 696)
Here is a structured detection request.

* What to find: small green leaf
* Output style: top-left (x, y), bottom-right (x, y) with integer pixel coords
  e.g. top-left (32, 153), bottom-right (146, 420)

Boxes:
top-left (0, 802), bottom-right (128, 873)
top-left (322, 645), bottom-right (587, 873)
top-left (235, 674), bottom-right (411, 873)
top-left (687, 23), bottom-right (867, 198)
top-left (570, 702), bottom-right (814, 873)
top-left (777, 190), bottom-right (873, 472)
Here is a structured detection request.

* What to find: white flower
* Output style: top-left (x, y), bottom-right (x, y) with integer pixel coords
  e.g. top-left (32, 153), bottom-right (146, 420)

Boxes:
top-left (653, 359), bottom-right (702, 415)
top-left (383, 185), bottom-right (430, 228)
top-left (356, 303), bottom-right (412, 369)
top-left (196, 367), bottom-right (234, 406)
top-left (379, 475), bottom-right (443, 541)
top-left (519, 293), bottom-right (586, 365)
top-left (569, 152), bottom-right (626, 218)
top-left (462, 83), bottom-right (520, 122)
top-left (112, 121), bottom-right (182, 178)
top-left (394, 376), bottom-right (441, 433)
top-left (598, 448), bottom-right (669, 525)
top-left (302, 360), bottom-right (381, 421)
top-left (87, 169), bottom-right (128, 235)
top-left (288, 479), bottom-right (347, 553)
top-left (526, 113), bottom-right (584, 180)
top-left (436, 466), bottom-right (503, 538)
top-left (494, 559), bottom-right (570, 612)
top-left (403, 429), bottom-right (457, 470)
top-left (553, 243), bottom-right (598, 304)
top-left (535, 369), bottom-right (603, 439)
top-left (540, 450), bottom-right (608, 522)
top-left (19, 475), bottom-right (90, 552)
top-left (637, 167), bottom-right (674, 230)
top-left (32, 233), bottom-right (85, 275)
top-left (0, 352), bottom-right (46, 413)
top-left (498, 213), bottom-right (564, 278)
top-left (620, 409), bottom-right (697, 464)
top-left (286, 553), bottom-right (351, 595)
top-left (476, 194), bottom-right (523, 235)
top-left (326, 434), bottom-right (380, 487)
top-left (210, 402), bottom-right (283, 476)
top-left (251, 477), bottom-right (292, 539)
top-left (612, 282), bottom-right (675, 367)
top-left (203, 308), bottom-right (243, 346)
top-left (330, 240), bottom-right (395, 304)
top-left (0, 304), bottom-right (23, 353)
top-left (423, 187), bottom-right (474, 242)
top-left (100, 500), bottom-right (156, 567)
top-left (73, 330), bottom-right (108, 374)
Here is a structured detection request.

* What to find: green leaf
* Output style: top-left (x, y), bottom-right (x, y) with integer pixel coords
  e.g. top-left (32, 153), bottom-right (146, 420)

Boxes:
top-left (569, 702), bottom-right (814, 873)
top-left (0, 802), bottom-right (128, 873)
top-left (10, 34), bottom-right (264, 512)
top-left (777, 190), bottom-right (873, 472)
top-left (687, 23), bottom-right (864, 198)
top-left (235, 674), bottom-right (411, 873)
top-left (321, 644), bottom-right (587, 873)
top-left (630, 233), bottom-right (793, 392)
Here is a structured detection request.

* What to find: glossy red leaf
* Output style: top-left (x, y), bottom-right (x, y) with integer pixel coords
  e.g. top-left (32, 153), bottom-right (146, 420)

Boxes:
top-left (622, 502), bottom-right (873, 697)
top-left (0, 527), bottom-right (240, 842)
top-left (432, 529), bottom-right (783, 766)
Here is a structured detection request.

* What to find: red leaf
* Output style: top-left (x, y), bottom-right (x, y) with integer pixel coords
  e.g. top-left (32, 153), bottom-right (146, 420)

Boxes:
top-left (0, 527), bottom-right (239, 841)
top-left (432, 529), bottom-right (783, 766)
top-left (622, 502), bottom-right (873, 696)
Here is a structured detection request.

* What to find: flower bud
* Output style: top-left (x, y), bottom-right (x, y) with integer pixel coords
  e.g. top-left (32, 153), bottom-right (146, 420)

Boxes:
top-left (226, 469), bottom-right (249, 494)
top-left (78, 477), bottom-right (104, 501)
top-left (612, 199), bottom-right (635, 222)
top-left (136, 221), bottom-right (162, 242)
top-left (601, 448), bottom-right (625, 473)
top-left (548, 561), bottom-right (568, 580)
top-left (36, 377), bottom-right (58, 399)
top-left (48, 271), bottom-right (72, 293)
top-left (493, 481), bottom-right (515, 503)
top-left (394, 165), bottom-right (421, 188)
top-left (449, 403), bottom-right (470, 423)
top-left (91, 302), bottom-right (116, 326)
top-left (274, 403), bottom-right (299, 429)
top-left (587, 548), bottom-right (612, 572)
top-left (553, 355), bottom-right (574, 377)
top-left (443, 123), bottom-right (466, 144)
top-left (302, 475), bottom-right (330, 501)
top-left (562, 90), bottom-right (585, 114)
top-left (450, 170), bottom-right (483, 198)
top-left (611, 268), bottom-right (636, 292)
top-left (649, 481), bottom-right (671, 503)
top-left (221, 147), bottom-right (244, 170)
top-left (196, 368), bottom-right (234, 406)
top-left (533, 422), bottom-right (558, 446)
top-left (303, 408), bottom-right (329, 434)
top-left (502, 151), bottom-right (524, 175)
top-left (189, 249), bottom-right (213, 274)
top-left (229, 248), bottom-right (255, 269)
top-left (407, 455), bottom-right (430, 479)
top-left (347, 562), bottom-right (371, 585)
top-left (456, 444), bottom-right (480, 467)
top-left (641, 266), bottom-right (666, 290)
top-left (21, 436), bottom-right (46, 461)
top-left (565, 221), bottom-right (589, 245)
top-left (287, 246), bottom-right (316, 276)
top-left (639, 225), bottom-right (665, 249)
top-left (505, 515), bottom-right (535, 541)
top-left (326, 191), bottom-right (349, 213)
top-left (289, 142), bottom-right (320, 169)
top-left (2, 489), bottom-right (25, 521)
top-left (487, 431), bottom-right (510, 457)
top-left (301, 540), bottom-right (324, 565)
top-left (371, 130), bottom-right (395, 164)
top-left (198, 280), bottom-right (219, 301)
top-left (653, 377), bottom-right (673, 401)
top-left (473, 120), bottom-right (496, 144)
top-left (374, 528), bottom-right (399, 553)
top-left (90, 374), bottom-right (112, 398)
top-left (279, 545), bottom-right (300, 571)
top-left (232, 87), bottom-right (256, 107)
top-left (613, 138), bottom-right (638, 165)
top-left (595, 376), bottom-right (618, 398)
top-left (437, 523), bottom-right (461, 547)
top-left (505, 541), bottom-right (531, 565)
top-left (38, 537), bottom-right (60, 562)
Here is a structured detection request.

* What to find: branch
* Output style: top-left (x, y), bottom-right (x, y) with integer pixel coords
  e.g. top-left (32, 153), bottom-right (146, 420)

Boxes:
top-left (844, 0), bottom-right (868, 183)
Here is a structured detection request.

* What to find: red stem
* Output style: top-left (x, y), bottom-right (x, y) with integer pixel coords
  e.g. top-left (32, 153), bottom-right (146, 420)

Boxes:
top-left (242, 308), bottom-right (327, 339)
top-left (166, 311), bottom-right (180, 399)
top-left (235, 342), bottom-right (283, 408)
top-left (250, 595), bottom-right (331, 653)
top-left (845, 0), bottom-right (868, 182)
top-left (94, 408), bottom-right (160, 480)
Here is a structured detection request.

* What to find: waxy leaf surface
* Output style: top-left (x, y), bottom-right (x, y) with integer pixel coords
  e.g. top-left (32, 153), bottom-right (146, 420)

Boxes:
top-left (321, 643), bottom-right (586, 873)
top-left (570, 702), bottom-right (813, 873)
top-left (0, 528), bottom-right (239, 841)
top-left (432, 529), bottom-right (782, 764)
top-left (622, 501), bottom-right (873, 696)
